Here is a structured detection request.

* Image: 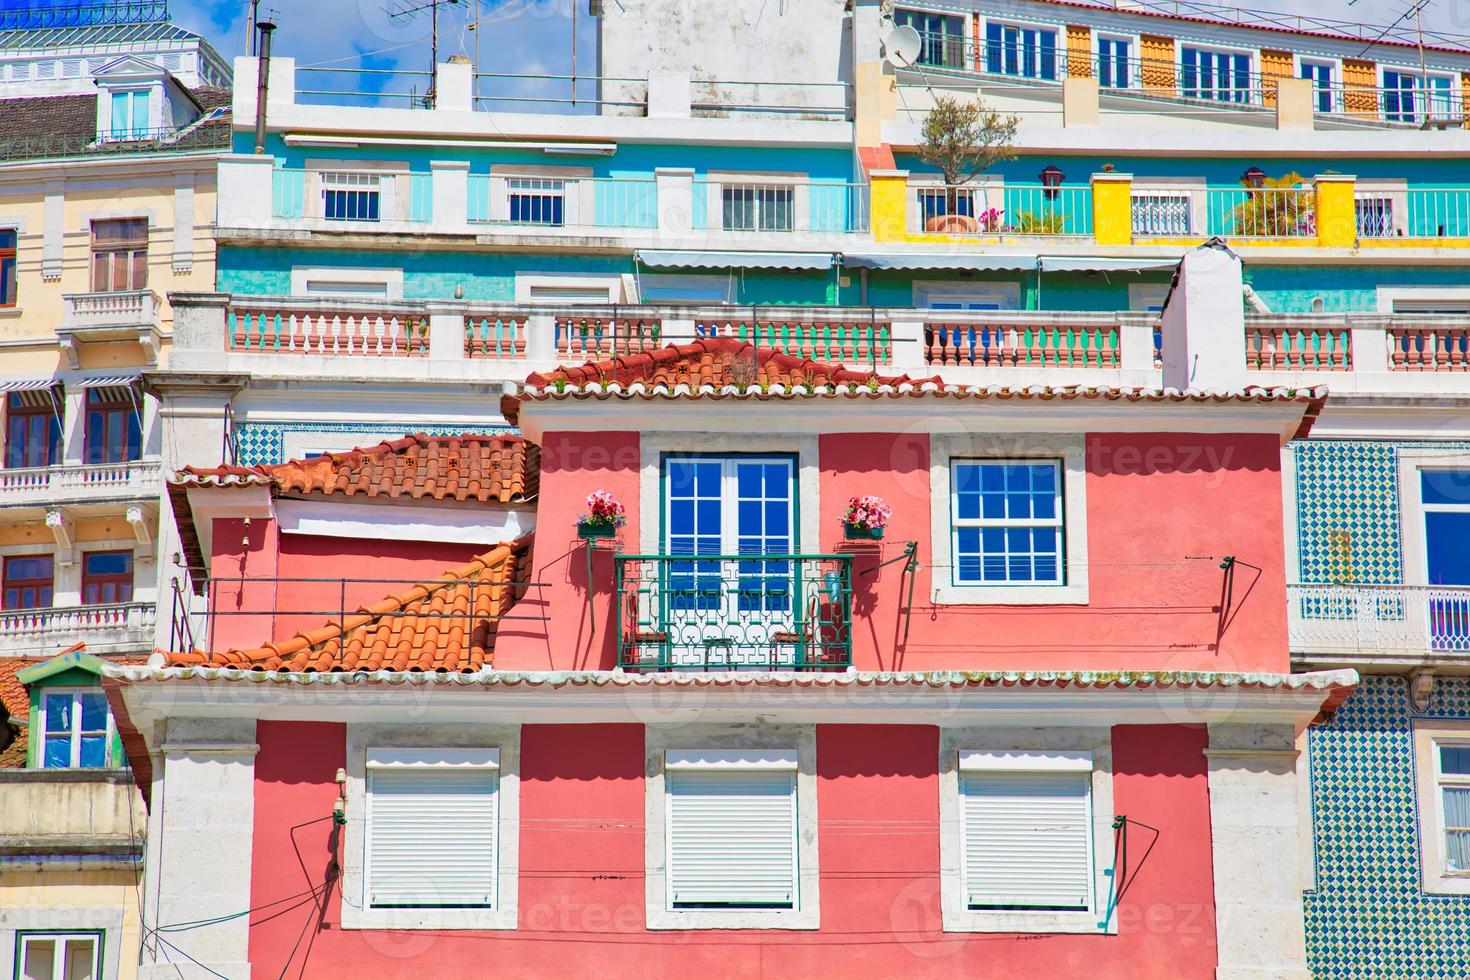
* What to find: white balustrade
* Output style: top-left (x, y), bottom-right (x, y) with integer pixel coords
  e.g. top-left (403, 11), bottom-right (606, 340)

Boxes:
top-left (0, 601), bottom-right (157, 655)
top-left (1288, 584), bottom-right (1470, 657)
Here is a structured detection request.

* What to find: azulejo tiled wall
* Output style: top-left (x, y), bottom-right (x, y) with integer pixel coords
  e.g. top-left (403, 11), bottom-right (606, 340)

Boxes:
top-left (233, 421), bottom-right (516, 466)
top-left (1306, 675), bottom-right (1470, 979)
top-left (1293, 440), bottom-right (1470, 586)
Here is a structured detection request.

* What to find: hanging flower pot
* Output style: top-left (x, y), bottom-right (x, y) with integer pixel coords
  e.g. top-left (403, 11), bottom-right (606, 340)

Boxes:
top-left (841, 495), bottom-right (892, 540)
top-left (577, 489), bottom-right (626, 540)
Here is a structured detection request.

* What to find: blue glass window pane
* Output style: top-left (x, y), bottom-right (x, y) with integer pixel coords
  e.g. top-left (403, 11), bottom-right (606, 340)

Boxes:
top-left (670, 499), bottom-right (694, 534)
top-left (44, 693), bottom-right (71, 733)
top-left (1423, 470), bottom-right (1470, 505)
top-left (696, 499), bottom-right (721, 532)
top-left (44, 734), bottom-right (71, 768)
top-left (737, 463), bottom-right (761, 497)
top-left (766, 502), bottom-right (789, 536)
top-left (1442, 745), bottom-right (1470, 775)
top-left (79, 735), bottom-right (107, 768)
top-left (79, 692), bottom-right (107, 731)
top-left (1033, 491), bottom-right (1056, 520)
top-left (980, 491), bottom-right (1004, 519)
top-left (1426, 512), bottom-right (1470, 586)
top-left (738, 499), bottom-right (761, 533)
top-left (695, 462), bottom-right (720, 493)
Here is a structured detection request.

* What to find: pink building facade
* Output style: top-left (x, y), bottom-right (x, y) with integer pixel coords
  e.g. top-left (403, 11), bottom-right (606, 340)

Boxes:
top-left (107, 342), bottom-right (1354, 979)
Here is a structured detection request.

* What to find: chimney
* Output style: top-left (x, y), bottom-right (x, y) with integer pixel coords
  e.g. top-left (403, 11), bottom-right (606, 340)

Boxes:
top-left (1159, 239), bottom-right (1248, 391)
top-left (253, 21), bottom-right (276, 154)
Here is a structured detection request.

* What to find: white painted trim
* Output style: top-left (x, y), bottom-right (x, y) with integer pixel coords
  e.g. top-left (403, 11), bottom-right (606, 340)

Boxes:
top-left (1297, 728), bottom-right (1317, 893)
top-left (1281, 445), bottom-right (1301, 581)
top-left (644, 723), bottom-right (819, 930)
top-left (1376, 286), bottom-right (1470, 313)
top-left (1396, 448), bottom-right (1470, 587)
top-left (366, 746), bottom-right (500, 769)
top-left (1414, 719), bottom-right (1470, 895)
top-left (939, 726), bottom-right (1114, 934)
top-left (342, 723), bottom-right (519, 930)
top-left (957, 749), bottom-right (1093, 772)
top-left (639, 434), bottom-right (821, 556)
top-left (274, 498), bottom-right (532, 547)
top-left (514, 273), bottom-right (623, 304)
top-left (666, 748), bottom-right (798, 770)
top-left (929, 432), bottom-right (1090, 605)
top-left (290, 266), bottom-right (404, 300)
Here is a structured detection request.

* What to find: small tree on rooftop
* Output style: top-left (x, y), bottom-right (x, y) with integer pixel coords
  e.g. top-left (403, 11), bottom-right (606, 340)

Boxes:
top-left (918, 95), bottom-right (1019, 214)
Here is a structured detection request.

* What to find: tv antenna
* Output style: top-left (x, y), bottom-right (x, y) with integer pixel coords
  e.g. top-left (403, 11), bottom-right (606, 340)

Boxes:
top-left (387, 0), bottom-right (463, 107)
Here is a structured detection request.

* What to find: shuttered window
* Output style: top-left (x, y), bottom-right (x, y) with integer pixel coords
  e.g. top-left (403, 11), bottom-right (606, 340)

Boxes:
top-left (665, 750), bottom-right (798, 909)
top-left (960, 751), bottom-right (1094, 912)
top-left (365, 748), bottom-right (499, 908)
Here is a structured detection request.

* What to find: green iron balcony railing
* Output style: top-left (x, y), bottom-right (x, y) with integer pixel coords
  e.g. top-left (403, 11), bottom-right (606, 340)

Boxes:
top-left (616, 554), bottom-right (853, 671)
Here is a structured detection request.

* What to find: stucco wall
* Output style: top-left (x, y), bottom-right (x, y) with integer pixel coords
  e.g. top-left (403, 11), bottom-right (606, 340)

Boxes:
top-left (245, 719), bottom-right (1219, 978)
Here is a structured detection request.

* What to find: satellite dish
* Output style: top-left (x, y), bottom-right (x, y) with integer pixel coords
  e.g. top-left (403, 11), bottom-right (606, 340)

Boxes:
top-left (885, 25), bottom-right (922, 68)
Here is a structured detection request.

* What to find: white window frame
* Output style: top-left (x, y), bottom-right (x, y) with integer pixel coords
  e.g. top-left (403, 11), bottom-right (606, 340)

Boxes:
top-left (929, 433), bottom-right (1089, 605)
top-left (102, 86), bottom-right (153, 141)
top-left (1377, 286), bottom-right (1470, 314)
top-left (980, 16), bottom-right (1062, 81)
top-left (341, 725), bottom-right (519, 930)
top-left (939, 728), bottom-right (1115, 933)
top-left (514, 273), bottom-right (625, 305)
top-left (1397, 450), bottom-right (1470, 590)
top-left (15, 931), bottom-right (102, 980)
top-left (1128, 282), bottom-right (1169, 313)
top-left (644, 725), bottom-right (819, 930)
top-left (949, 457), bottom-right (1065, 588)
top-left (1094, 33), bottom-right (1139, 90)
top-left (1129, 178), bottom-right (1206, 236)
top-left (1353, 178), bottom-right (1408, 239)
top-left (705, 171), bottom-right (809, 233)
top-left (290, 266), bottom-right (403, 299)
top-left (1177, 42), bottom-right (1254, 103)
top-left (635, 272), bottom-right (734, 305)
top-left (36, 687), bottom-right (114, 769)
top-left (913, 280), bottom-right (1020, 310)
top-left (1414, 720), bottom-right (1470, 894)
top-left (1294, 55), bottom-right (1341, 113)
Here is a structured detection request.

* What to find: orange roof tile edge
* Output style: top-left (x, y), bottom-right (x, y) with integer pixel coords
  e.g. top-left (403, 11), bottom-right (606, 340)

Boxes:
top-left (167, 534), bottom-right (533, 673)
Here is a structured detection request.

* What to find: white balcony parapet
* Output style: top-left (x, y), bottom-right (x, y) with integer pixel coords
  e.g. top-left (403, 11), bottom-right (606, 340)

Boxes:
top-left (1288, 584), bottom-right (1470, 660)
top-left (57, 290), bottom-right (163, 367)
top-left (0, 601), bottom-right (157, 657)
top-left (0, 460), bottom-right (162, 508)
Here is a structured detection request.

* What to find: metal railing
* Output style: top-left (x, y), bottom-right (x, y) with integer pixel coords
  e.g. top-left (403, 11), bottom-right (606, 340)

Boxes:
top-left (1205, 187), bottom-right (1315, 238)
top-left (1131, 193), bottom-right (1193, 236)
top-left (271, 168), bottom-right (433, 223)
top-left (1289, 584), bottom-right (1470, 656)
top-left (467, 174), bottom-right (658, 228)
top-left (616, 554), bottom-right (853, 671)
top-left (910, 184), bottom-right (1092, 236)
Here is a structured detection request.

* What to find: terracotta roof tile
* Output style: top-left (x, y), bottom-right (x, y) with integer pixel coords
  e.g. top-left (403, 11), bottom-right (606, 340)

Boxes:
top-left (510, 338), bottom-right (1327, 438)
top-left (176, 433), bottom-right (537, 504)
top-left (167, 536), bottom-right (533, 672)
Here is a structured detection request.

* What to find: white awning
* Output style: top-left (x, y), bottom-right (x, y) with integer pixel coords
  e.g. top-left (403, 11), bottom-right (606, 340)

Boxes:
top-left (635, 250), bottom-right (835, 271)
top-left (1038, 256), bottom-right (1182, 274)
top-left (0, 377), bottom-right (61, 408)
top-left (72, 374), bottom-right (141, 390)
top-left (0, 377), bottom-right (59, 392)
top-left (841, 252), bottom-right (1037, 272)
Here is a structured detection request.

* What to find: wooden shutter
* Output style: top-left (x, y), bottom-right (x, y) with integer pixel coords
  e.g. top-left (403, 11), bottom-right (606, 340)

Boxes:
top-left (960, 753), bottom-right (1093, 911)
top-left (666, 751), bottom-right (797, 908)
top-left (366, 749), bottom-right (499, 908)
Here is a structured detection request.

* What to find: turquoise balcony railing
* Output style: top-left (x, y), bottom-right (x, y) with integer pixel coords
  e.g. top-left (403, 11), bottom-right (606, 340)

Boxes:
top-left (616, 554), bottom-right (853, 671)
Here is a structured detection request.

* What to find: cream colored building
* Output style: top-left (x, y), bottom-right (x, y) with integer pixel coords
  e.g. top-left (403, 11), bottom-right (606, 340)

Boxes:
top-left (0, 80), bottom-right (227, 661)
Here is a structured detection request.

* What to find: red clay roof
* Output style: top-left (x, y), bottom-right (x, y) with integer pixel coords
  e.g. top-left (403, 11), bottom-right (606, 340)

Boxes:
top-left (167, 536), bottom-right (532, 672)
top-left (177, 433), bottom-right (537, 504)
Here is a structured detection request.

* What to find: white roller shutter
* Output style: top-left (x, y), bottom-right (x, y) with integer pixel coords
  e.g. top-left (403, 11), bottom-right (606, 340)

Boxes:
top-left (365, 749), bottom-right (499, 908)
top-left (961, 767), bottom-right (1093, 911)
top-left (666, 753), bottom-right (797, 909)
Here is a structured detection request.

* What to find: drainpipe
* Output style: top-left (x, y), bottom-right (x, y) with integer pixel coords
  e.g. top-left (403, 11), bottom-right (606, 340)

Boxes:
top-left (253, 21), bottom-right (276, 154)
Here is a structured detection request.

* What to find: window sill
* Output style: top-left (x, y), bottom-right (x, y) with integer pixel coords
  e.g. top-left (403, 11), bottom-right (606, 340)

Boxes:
top-left (339, 905), bottom-right (518, 931)
top-left (646, 907), bottom-right (819, 930)
top-left (942, 906), bottom-right (1109, 934)
top-left (1423, 872), bottom-right (1470, 896)
top-left (0, 306), bottom-right (21, 318)
top-left (931, 583), bottom-right (1089, 606)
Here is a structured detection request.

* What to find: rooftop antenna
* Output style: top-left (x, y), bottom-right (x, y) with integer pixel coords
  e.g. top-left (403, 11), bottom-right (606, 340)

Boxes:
top-left (387, 0), bottom-right (463, 108)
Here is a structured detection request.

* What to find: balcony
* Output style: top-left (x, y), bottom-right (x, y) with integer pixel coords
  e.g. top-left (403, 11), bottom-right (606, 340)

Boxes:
top-left (1288, 584), bottom-right (1470, 663)
top-left (0, 460), bottom-right (161, 510)
top-left (57, 290), bottom-right (163, 367)
top-left (0, 601), bottom-right (157, 657)
top-left (0, 768), bottom-right (143, 861)
top-left (616, 554), bottom-right (853, 670)
top-left (907, 184), bottom-right (1093, 238)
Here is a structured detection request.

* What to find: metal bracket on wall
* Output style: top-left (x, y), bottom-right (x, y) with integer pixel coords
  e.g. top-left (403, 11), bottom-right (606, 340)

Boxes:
top-left (862, 540), bottom-right (920, 644)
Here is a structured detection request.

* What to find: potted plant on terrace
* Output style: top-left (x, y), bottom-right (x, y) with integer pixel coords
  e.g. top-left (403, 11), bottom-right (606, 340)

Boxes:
top-left (842, 495), bottom-right (893, 540)
top-left (918, 94), bottom-right (1019, 233)
top-left (577, 490), bottom-right (626, 540)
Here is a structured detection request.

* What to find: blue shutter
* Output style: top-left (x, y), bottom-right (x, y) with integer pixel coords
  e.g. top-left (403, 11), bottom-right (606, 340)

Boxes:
top-left (985, 22), bottom-right (1002, 74)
